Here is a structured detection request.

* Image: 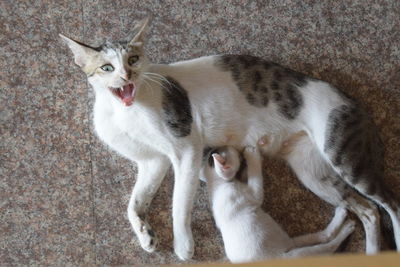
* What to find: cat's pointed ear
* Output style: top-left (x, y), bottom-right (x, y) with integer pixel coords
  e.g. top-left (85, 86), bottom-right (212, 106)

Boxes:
top-left (59, 34), bottom-right (99, 68)
top-left (129, 18), bottom-right (150, 47)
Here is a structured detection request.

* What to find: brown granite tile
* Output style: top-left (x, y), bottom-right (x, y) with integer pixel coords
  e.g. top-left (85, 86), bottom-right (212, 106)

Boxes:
top-left (0, 1), bottom-right (96, 265)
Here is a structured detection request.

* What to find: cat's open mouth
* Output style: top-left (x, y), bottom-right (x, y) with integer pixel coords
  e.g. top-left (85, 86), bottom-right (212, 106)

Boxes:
top-left (109, 83), bottom-right (136, 106)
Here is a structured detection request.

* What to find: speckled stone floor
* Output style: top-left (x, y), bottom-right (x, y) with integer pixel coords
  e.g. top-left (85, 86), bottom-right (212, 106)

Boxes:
top-left (1, 1), bottom-right (399, 266)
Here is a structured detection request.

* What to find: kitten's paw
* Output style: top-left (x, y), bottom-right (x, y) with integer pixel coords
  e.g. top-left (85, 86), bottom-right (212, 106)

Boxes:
top-left (137, 222), bottom-right (158, 253)
top-left (174, 235), bottom-right (194, 260)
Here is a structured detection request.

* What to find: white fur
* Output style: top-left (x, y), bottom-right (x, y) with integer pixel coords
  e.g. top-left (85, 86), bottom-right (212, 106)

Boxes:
top-left (203, 146), bottom-right (355, 263)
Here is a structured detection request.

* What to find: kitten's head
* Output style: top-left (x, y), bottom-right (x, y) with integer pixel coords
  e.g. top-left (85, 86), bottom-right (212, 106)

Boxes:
top-left (211, 146), bottom-right (241, 181)
top-left (60, 18), bottom-right (150, 106)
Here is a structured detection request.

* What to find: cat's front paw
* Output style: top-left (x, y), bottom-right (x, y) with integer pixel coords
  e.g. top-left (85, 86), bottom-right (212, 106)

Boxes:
top-left (174, 234), bottom-right (194, 260)
top-left (137, 221), bottom-right (158, 253)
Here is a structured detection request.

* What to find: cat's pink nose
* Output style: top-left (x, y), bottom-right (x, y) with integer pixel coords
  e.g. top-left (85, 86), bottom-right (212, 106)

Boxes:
top-left (120, 70), bottom-right (132, 81)
top-left (121, 74), bottom-right (129, 81)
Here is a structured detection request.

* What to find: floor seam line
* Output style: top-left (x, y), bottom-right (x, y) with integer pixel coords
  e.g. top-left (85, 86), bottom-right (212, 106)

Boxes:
top-left (80, 1), bottom-right (99, 265)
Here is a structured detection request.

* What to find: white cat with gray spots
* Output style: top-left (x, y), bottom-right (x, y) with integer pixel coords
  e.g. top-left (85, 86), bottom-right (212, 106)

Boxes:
top-left (61, 18), bottom-right (400, 259)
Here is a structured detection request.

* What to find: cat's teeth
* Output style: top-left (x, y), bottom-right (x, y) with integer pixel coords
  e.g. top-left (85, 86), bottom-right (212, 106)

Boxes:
top-left (120, 87), bottom-right (124, 92)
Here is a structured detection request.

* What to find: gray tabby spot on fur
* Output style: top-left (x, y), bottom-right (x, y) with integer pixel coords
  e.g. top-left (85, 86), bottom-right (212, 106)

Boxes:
top-left (324, 104), bottom-right (385, 196)
top-left (215, 55), bottom-right (306, 120)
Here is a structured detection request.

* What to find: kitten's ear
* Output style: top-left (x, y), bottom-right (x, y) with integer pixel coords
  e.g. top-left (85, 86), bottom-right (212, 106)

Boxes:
top-left (129, 18), bottom-right (150, 47)
top-left (59, 34), bottom-right (99, 68)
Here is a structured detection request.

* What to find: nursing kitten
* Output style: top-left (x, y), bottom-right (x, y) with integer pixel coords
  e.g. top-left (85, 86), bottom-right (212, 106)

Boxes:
top-left (60, 18), bottom-right (399, 259)
top-left (202, 145), bottom-right (355, 263)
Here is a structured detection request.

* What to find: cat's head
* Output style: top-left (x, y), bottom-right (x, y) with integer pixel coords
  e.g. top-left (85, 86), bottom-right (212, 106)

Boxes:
top-left (60, 18), bottom-right (149, 107)
top-left (211, 146), bottom-right (241, 181)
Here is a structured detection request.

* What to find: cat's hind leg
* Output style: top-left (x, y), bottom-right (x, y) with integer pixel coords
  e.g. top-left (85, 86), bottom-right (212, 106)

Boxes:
top-left (322, 104), bottom-right (400, 251)
top-left (343, 191), bottom-right (381, 254)
top-left (291, 207), bottom-right (348, 247)
top-left (127, 155), bottom-right (170, 253)
top-left (283, 134), bottom-right (381, 254)
top-left (285, 219), bottom-right (355, 258)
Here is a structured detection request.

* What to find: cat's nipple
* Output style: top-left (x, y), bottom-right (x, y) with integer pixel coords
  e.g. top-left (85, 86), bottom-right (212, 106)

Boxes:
top-left (283, 141), bottom-right (289, 147)
top-left (258, 136), bottom-right (269, 146)
top-left (224, 134), bottom-right (235, 143)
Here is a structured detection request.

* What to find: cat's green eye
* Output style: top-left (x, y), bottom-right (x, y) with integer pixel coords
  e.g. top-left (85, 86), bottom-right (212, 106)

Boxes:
top-left (128, 55), bottom-right (139, 66)
top-left (100, 64), bottom-right (114, 72)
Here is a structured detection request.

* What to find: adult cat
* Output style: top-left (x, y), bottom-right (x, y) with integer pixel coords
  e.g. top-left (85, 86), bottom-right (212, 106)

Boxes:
top-left (60, 19), bottom-right (399, 259)
top-left (202, 145), bottom-right (355, 263)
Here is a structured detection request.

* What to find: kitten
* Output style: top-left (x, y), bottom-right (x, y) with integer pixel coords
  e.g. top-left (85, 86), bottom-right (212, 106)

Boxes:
top-left (60, 18), bottom-right (400, 259)
top-left (202, 145), bottom-right (355, 263)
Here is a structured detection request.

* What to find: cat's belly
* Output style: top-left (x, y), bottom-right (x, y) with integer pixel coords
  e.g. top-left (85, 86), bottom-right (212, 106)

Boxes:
top-left (200, 112), bottom-right (300, 150)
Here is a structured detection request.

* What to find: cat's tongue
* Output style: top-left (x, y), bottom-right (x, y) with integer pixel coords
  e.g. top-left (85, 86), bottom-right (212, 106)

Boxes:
top-left (120, 84), bottom-right (135, 106)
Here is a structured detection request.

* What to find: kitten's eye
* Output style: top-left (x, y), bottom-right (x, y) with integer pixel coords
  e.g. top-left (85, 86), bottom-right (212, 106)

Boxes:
top-left (128, 55), bottom-right (139, 66)
top-left (100, 64), bottom-right (114, 72)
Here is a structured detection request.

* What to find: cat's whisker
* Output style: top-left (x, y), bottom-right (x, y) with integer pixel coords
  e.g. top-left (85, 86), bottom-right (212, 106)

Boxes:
top-left (144, 72), bottom-right (173, 88)
top-left (145, 72), bottom-right (168, 82)
top-left (142, 79), bottom-right (155, 97)
top-left (142, 77), bottom-right (160, 93)
top-left (143, 75), bottom-right (163, 97)
top-left (142, 74), bottom-right (166, 91)
top-left (143, 71), bottom-right (166, 80)
top-left (143, 73), bottom-right (166, 85)
top-left (143, 74), bottom-right (163, 86)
